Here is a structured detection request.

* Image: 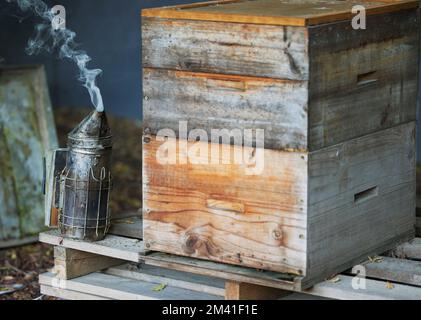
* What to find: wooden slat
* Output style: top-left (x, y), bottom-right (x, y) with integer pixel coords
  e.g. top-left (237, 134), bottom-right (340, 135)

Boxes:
top-left (143, 135), bottom-right (308, 275)
top-left (39, 272), bottom-right (221, 300)
top-left (38, 230), bottom-right (303, 291)
top-left (105, 263), bottom-right (225, 296)
top-left (142, 18), bottom-right (308, 80)
top-left (144, 252), bottom-right (302, 291)
top-left (143, 69), bottom-right (308, 151)
top-left (348, 256), bottom-right (421, 287)
top-left (306, 122), bottom-right (416, 287)
top-left (141, 0), bottom-right (419, 27)
top-left (109, 216), bottom-right (143, 239)
top-left (225, 281), bottom-right (290, 300)
top-left (306, 275), bottom-right (421, 300)
top-left (40, 285), bottom-right (109, 300)
top-left (308, 10), bottom-right (419, 150)
top-left (39, 230), bottom-right (145, 262)
top-left (392, 238), bottom-right (421, 260)
top-left (54, 247), bottom-right (124, 280)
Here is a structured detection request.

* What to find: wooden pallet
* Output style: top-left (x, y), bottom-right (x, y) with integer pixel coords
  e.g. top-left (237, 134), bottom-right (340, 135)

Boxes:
top-left (38, 218), bottom-right (421, 300)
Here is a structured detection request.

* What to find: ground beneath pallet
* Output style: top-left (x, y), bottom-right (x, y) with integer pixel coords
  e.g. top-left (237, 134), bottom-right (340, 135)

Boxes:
top-left (0, 243), bottom-right (55, 300)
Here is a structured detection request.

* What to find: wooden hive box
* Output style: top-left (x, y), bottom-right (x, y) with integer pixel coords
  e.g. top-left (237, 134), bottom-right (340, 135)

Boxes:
top-left (141, 0), bottom-right (420, 288)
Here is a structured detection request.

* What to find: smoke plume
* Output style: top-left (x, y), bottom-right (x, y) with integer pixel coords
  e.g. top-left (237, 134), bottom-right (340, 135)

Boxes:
top-left (11, 0), bottom-right (104, 112)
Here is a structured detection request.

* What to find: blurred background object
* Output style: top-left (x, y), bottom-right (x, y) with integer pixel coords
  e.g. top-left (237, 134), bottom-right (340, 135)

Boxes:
top-left (0, 65), bottom-right (57, 248)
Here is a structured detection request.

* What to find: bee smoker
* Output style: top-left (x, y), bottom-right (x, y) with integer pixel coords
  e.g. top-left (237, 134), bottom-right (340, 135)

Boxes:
top-left (45, 110), bottom-right (113, 241)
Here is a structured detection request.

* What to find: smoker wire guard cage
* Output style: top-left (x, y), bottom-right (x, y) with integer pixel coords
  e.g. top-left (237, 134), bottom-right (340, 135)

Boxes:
top-left (45, 110), bottom-right (113, 241)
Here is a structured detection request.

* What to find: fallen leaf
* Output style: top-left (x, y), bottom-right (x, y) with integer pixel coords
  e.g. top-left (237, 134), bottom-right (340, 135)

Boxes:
top-left (152, 283), bottom-right (167, 292)
top-left (368, 256), bottom-right (383, 263)
top-left (329, 276), bottom-right (341, 283)
top-left (385, 282), bottom-right (394, 289)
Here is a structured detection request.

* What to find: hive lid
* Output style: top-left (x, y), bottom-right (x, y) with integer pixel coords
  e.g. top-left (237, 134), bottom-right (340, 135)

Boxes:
top-left (142, 0), bottom-right (418, 26)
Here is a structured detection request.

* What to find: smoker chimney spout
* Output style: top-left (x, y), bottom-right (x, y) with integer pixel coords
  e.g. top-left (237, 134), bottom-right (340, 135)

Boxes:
top-left (55, 110), bottom-right (113, 241)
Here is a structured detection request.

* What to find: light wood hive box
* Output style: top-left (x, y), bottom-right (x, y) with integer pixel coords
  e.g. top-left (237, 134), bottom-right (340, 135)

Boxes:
top-left (142, 0), bottom-right (420, 288)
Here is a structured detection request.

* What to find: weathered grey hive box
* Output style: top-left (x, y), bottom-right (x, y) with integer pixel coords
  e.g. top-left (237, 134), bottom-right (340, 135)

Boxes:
top-left (142, 0), bottom-right (420, 288)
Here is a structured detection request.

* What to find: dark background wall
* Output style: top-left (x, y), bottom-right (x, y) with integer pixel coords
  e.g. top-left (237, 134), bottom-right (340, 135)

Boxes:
top-left (1, 0), bottom-right (420, 160)
top-left (0, 0), bottom-right (202, 119)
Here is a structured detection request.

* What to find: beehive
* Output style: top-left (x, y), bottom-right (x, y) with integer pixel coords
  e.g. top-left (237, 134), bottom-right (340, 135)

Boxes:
top-left (142, 0), bottom-right (420, 288)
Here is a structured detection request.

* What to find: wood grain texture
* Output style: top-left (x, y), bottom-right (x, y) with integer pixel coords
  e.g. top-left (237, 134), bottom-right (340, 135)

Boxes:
top-left (225, 281), bottom-right (290, 300)
top-left (142, 18), bottom-right (308, 80)
top-left (392, 238), bottom-right (421, 259)
top-left (39, 272), bottom-right (220, 300)
top-left (39, 230), bottom-right (145, 262)
top-left (349, 256), bottom-right (421, 287)
top-left (143, 69), bottom-right (308, 150)
top-left (143, 136), bottom-right (308, 275)
top-left (305, 274), bottom-right (421, 300)
top-left (41, 285), bottom-right (109, 300)
top-left (106, 263), bottom-right (226, 296)
top-left (306, 122), bottom-right (416, 286)
top-left (141, 0), bottom-right (419, 26)
top-left (53, 247), bottom-right (123, 280)
top-left (109, 216), bottom-right (143, 239)
top-left (144, 251), bottom-right (302, 291)
top-left (143, 10), bottom-right (419, 152)
top-left (308, 10), bottom-right (419, 150)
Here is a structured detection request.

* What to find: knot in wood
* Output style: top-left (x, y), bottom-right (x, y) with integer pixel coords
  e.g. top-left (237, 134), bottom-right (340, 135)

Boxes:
top-left (272, 228), bottom-right (283, 241)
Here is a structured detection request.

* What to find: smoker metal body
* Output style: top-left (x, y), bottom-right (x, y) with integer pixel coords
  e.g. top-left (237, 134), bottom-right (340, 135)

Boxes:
top-left (46, 111), bottom-right (113, 241)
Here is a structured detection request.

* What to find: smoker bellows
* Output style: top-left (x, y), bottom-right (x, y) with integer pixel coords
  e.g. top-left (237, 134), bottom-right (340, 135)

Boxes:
top-left (45, 110), bottom-right (113, 241)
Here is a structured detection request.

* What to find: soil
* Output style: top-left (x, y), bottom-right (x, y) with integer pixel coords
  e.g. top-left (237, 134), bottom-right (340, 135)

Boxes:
top-left (0, 243), bottom-right (56, 300)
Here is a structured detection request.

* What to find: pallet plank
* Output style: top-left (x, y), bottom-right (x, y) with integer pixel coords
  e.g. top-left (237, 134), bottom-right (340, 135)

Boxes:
top-left (105, 263), bottom-right (225, 296)
top-left (40, 285), bottom-right (109, 300)
top-left (392, 238), bottom-right (421, 260)
top-left (348, 256), bottom-right (421, 287)
top-left (39, 230), bottom-right (144, 262)
top-left (54, 247), bottom-right (124, 280)
top-left (144, 252), bottom-right (302, 291)
top-left (306, 275), bottom-right (421, 300)
top-left (39, 272), bottom-right (221, 300)
top-left (225, 281), bottom-right (291, 300)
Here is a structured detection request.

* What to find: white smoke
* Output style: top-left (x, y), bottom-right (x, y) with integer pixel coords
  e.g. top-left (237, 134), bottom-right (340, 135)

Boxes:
top-left (12, 0), bottom-right (104, 112)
